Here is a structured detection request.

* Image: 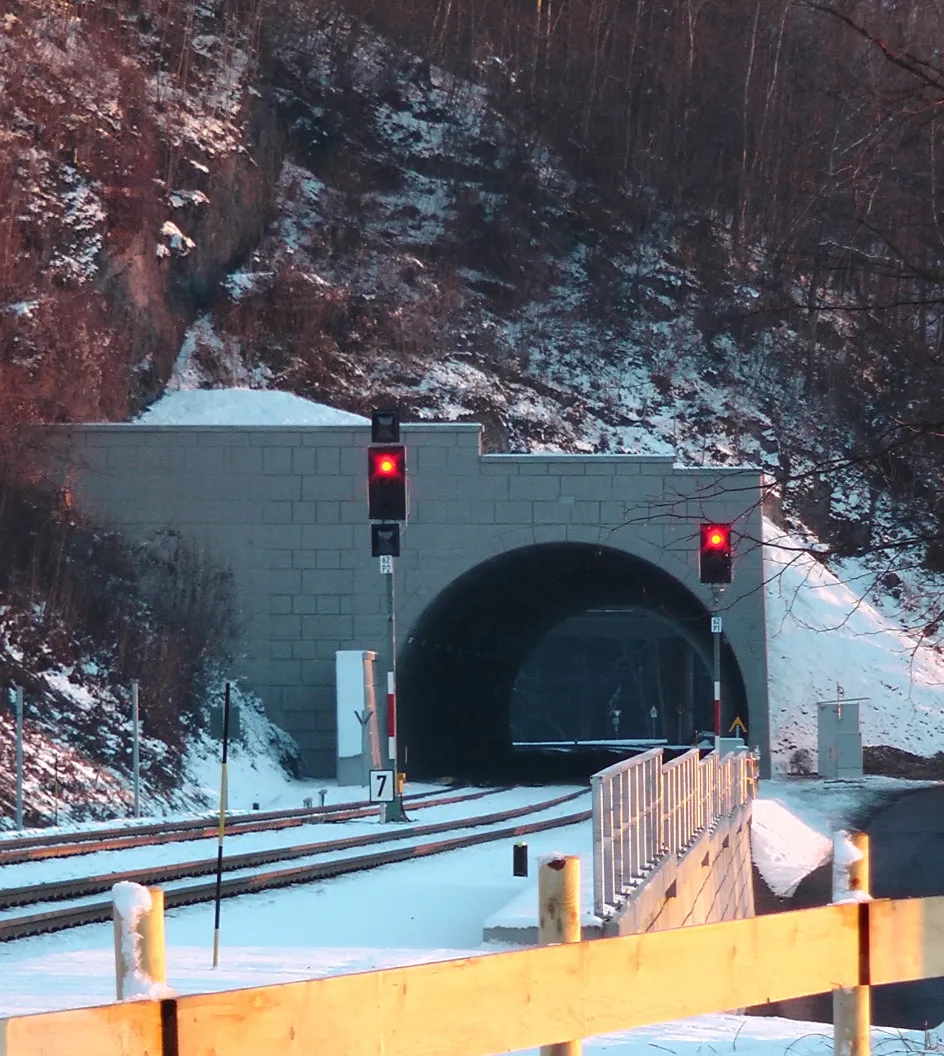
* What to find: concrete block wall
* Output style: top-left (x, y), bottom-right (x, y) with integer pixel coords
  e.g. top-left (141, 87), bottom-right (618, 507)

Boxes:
top-left (608, 803), bottom-right (755, 935)
top-left (41, 422), bottom-right (770, 777)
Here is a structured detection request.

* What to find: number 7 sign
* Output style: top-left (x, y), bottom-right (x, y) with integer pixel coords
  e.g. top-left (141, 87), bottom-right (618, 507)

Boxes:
top-left (369, 769), bottom-right (395, 803)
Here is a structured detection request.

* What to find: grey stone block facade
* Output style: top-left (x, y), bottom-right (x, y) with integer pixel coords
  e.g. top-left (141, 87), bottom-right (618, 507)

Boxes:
top-left (43, 422), bottom-right (770, 778)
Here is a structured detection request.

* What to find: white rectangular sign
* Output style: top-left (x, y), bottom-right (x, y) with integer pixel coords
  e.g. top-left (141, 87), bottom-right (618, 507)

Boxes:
top-left (711, 616), bottom-right (722, 634)
top-left (379, 555), bottom-right (394, 575)
top-left (369, 769), bottom-right (395, 803)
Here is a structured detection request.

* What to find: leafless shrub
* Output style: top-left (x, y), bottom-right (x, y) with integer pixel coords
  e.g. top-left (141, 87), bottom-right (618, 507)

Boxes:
top-left (788, 748), bottom-right (815, 776)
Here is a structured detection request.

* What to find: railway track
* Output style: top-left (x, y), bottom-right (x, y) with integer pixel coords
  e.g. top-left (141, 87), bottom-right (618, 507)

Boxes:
top-left (0, 785), bottom-right (500, 866)
top-left (0, 789), bottom-right (591, 941)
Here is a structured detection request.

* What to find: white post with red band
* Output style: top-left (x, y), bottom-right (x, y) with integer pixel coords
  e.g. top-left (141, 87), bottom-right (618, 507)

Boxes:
top-left (387, 670), bottom-right (396, 768)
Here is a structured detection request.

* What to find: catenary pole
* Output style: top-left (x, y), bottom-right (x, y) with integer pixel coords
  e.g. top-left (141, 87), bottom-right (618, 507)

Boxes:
top-left (211, 682), bottom-right (231, 967)
top-left (15, 686), bottom-right (23, 830)
top-left (132, 681), bottom-right (140, 819)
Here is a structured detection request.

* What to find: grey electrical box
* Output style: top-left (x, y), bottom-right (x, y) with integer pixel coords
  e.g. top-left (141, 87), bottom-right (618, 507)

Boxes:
top-left (336, 650), bottom-right (381, 786)
top-left (817, 699), bottom-right (863, 779)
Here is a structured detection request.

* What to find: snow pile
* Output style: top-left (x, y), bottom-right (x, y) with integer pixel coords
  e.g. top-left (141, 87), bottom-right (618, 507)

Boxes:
top-left (750, 797), bottom-right (832, 897)
top-left (135, 389), bottom-right (369, 427)
top-left (764, 519), bottom-right (944, 772)
top-left (182, 680), bottom-right (303, 813)
top-left (831, 832), bottom-right (872, 904)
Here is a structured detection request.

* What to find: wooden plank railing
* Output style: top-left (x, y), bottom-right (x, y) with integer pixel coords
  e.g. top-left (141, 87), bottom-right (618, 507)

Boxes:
top-left (5, 896), bottom-right (944, 1056)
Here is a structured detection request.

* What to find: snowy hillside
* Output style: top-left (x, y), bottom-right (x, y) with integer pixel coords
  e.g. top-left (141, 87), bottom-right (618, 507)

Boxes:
top-left (765, 518), bottom-right (944, 772)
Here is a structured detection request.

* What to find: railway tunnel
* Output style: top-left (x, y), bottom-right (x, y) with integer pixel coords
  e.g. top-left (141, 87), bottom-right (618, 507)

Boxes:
top-left (399, 541), bottom-right (748, 783)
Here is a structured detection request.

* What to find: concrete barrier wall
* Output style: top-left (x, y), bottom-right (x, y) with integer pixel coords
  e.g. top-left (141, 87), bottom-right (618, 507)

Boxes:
top-left (606, 802), bottom-right (754, 936)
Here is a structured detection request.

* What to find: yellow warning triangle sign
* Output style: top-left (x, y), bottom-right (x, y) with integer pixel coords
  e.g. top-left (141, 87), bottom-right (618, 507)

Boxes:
top-left (728, 715), bottom-right (747, 735)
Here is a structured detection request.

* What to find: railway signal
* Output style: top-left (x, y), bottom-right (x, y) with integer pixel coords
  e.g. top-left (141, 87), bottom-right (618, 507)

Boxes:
top-left (699, 523), bottom-right (732, 584)
top-left (371, 523), bottom-right (400, 558)
top-left (371, 408), bottom-right (400, 444)
top-left (698, 523), bottom-right (732, 745)
top-left (367, 446), bottom-right (407, 521)
top-left (368, 408), bottom-right (408, 823)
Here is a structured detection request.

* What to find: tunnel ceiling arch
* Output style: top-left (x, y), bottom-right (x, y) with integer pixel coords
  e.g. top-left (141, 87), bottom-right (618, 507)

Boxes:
top-left (399, 542), bottom-right (747, 781)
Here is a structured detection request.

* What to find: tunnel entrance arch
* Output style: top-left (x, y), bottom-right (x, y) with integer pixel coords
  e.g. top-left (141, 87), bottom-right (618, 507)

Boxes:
top-left (399, 542), bottom-right (747, 782)
top-left (511, 607), bottom-right (715, 746)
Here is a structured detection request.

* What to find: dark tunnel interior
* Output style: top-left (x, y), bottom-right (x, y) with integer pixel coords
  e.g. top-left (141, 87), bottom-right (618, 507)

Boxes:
top-left (399, 542), bottom-right (747, 783)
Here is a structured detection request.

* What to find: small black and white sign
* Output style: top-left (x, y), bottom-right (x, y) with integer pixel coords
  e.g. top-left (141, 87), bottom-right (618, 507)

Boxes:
top-left (369, 768), bottom-right (395, 803)
top-left (379, 555), bottom-right (394, 575)
top-left (710, 616), bottom-right (722, 634)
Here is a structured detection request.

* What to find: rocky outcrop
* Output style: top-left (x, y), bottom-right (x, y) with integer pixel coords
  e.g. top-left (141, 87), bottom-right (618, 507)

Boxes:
top-left (100, 92), bottom-right (284, 412)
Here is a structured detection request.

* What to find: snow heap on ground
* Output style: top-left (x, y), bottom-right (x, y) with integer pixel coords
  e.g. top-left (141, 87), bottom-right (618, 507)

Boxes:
top-left (749, 798), bottom-right (832, 897)
top-left (134, 389), bottom-right (369, 426)
top-left (764, 519), bottom-right (944, 772)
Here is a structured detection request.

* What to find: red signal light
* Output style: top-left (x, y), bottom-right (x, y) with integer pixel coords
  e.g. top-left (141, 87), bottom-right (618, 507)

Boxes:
top-left (368, 445), bottom-right (407, 520)
top-left (369, 448), bottom-right (403, 480)
top-left (699, 523), bottom-right (733, 584)
top-left (705, 525), bottom-right (729, 550)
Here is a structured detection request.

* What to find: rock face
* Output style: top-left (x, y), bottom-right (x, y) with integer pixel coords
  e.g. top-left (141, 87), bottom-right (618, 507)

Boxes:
top-left (102, 94), bottom-right (284, 412)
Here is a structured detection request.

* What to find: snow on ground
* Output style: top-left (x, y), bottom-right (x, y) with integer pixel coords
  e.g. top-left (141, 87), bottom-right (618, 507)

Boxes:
top-left (750, 774), bottom-right (939, 897)
top-left (764, 519), bottom-right (944, 772)
top-left (0, 797), bottom-right (936, 1053)
top-left (0, 787), bottom-right (586, 894)
top-left (750, 796), bottom-right (832, 898)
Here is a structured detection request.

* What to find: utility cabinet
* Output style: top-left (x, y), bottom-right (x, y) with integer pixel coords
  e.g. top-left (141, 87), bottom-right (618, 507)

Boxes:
top-left (335, 650), bottom-right (381, 786)
top-left (817, 698), bottom-right (864, 779)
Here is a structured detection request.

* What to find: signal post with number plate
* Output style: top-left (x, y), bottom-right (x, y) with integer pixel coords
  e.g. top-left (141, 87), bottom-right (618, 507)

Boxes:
top-left (368, 410), bottom-right (409, 823)
top-left (369, 769), bottom-right (395, 803)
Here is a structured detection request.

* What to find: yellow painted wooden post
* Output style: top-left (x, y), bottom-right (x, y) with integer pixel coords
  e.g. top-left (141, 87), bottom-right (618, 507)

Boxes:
top-left (833, 832), bottom-right (870, 1056)
top-left (141, 886), bottom-right (167, 988)
top-left (113, 885), bottom-right (167, 1000)
top-left (539, 854), bottom-right (581, 1056)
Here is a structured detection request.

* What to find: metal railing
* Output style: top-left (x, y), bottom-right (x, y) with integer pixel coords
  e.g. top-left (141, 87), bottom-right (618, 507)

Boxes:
top-left (591, 745), bottom-right (756, 917)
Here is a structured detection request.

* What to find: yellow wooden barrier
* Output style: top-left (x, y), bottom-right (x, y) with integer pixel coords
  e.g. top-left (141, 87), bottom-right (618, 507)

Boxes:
top-left (0, 1000), bottom-right (163, 1056)
top-left (870, 895), bottom-right (944, 985)
top-left (8, 897), bottom-right (944, 1056)
top-left (178, 904), bottom-right (858, 1056)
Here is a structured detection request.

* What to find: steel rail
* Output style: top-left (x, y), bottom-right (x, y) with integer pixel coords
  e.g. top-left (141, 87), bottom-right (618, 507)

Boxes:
top-left (0, 784), bottom-right (467, 851)
top-left (0, 804), bottom-right (591, 942)
top-left (0, 789), bottom-right (587, 910)
top-left (0, 787), bottom-right (502, 866)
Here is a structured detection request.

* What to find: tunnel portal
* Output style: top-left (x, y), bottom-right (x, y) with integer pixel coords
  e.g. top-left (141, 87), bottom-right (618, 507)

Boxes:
top-left (399, 542), bottom-right (747, 783)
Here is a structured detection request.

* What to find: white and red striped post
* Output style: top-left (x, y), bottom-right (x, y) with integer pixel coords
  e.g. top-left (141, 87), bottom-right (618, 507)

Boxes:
top-left (383, 558), bottom-right (407, 822)
top-left (711, 601), bottom-right (722, 748)
top-left (386, 669), bottom-right (396, 770)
